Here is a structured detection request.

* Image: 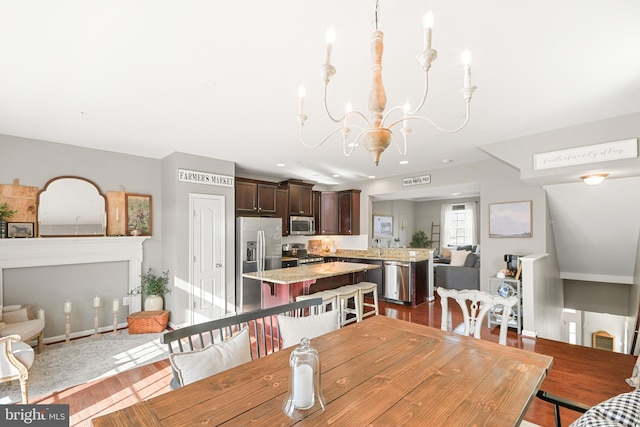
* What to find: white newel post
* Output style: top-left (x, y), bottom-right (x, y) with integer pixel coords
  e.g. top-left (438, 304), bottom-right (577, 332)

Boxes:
top-left (0, 236), bottom-right (148, 313)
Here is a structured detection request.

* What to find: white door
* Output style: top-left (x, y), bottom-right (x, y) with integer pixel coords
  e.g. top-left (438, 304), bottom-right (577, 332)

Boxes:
top-left (190, 194), bottom-right (225, 324)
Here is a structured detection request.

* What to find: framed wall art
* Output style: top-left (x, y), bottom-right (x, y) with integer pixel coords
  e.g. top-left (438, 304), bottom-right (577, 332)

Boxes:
top-left (373, 215), bottom-right (393, 238)
top-left (489, 201), bottom-right (532, 238)
top-left (125, 193), bottom-right (152, 236)
top-left (7, 222), bottom-right (34, 238)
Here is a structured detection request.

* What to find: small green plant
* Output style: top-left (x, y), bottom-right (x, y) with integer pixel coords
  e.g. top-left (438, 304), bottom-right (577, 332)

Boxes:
top-left (0, 202), bottom-right (17, 221)
top-left (409, 230), bottom-right (432, 248)
top-left (129, 268), bottom-right (171, 296)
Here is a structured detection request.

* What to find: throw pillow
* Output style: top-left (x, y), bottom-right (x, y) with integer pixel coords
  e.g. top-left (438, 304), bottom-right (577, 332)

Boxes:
top-left (169, 327), bottom-right (251, 387)
top-left (464, 253), bottom-right (480, 268)
top-left (2, 307), bottom-right (28, 323)
top-left (627, 356), bottom-right (640, 389)
top-left (450, 251), bottom-right (470, 267)
top-left (277, 310), bottom-right (340, 349)
top-left (441, 247), bottom-right (453, 258)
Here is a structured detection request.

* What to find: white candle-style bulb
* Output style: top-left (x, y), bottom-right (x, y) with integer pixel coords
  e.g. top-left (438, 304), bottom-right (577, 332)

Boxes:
top-left (113, 298), bottom-right (119, 312)
top-left (423, 12), bottom-right (434, 50)
top-left (461, 50), bottom-right (472, 88)
top-left (297, 85), bottom-right (305, 114)
top-left (64, 300), bottom-right (72, 313)
top-left (93, 296), bottom-right (101, 308)
top-left (344, 102), bottom-right (352, 126)
top-left (293, 364), bottom-right (314, 409)
top-left (324, 27), bottom-right (335, 65)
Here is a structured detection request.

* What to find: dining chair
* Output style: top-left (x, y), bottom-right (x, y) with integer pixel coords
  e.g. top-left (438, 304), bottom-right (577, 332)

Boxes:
top-left (437, 287), bottom-right (518, 345)
top-left (0, 334), bottom-right (35, 404)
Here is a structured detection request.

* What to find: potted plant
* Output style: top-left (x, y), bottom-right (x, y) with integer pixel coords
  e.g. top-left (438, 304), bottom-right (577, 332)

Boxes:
top-left (409, 230), bottom-right (433, 248)
top-left (129, 268), bottom-right (171, 311)
top-left (0, 202), bottom-right (17, 239)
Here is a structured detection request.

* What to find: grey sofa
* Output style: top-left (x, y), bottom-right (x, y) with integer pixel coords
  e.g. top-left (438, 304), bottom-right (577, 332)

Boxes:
top-left (434, 252), bottom-right (480, 290)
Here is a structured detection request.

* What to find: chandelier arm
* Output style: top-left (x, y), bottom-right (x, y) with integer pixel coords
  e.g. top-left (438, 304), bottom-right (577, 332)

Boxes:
top-left (389, 131), bottom-right (408, 156)
top-left (381, 105), bottom-right (406, 125)
top-left (387, 103), bottom-right (471, 134)
top-left (343, 129), bottom-right (369, 157)
top-left (407, 71), bottom-right (430, 116)
top-left (300, 126), bottom-right (350, 148)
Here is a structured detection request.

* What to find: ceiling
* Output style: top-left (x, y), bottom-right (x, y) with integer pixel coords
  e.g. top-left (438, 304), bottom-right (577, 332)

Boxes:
top-left (1, 1), bottom-right (639, 187)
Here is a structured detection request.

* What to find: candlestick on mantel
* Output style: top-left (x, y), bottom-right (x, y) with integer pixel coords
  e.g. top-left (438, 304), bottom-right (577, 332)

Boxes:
top-left (93, 295), bottom-right (101, 308)
top-left (64, 300), bottom-right (72, 314)
top-left (65, 312), bottom-right (71, 344)
top-left (93, 303), bottom-right (100, 337)
top-left (37, 308), bottom-right (45, 320)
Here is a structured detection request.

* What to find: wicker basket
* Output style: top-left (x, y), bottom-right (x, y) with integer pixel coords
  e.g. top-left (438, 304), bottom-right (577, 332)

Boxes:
top-left (127, 310), bottom-right (169, 334)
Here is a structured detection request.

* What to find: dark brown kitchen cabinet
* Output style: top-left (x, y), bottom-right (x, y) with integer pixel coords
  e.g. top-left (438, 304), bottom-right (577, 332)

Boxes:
top-left (276, 188), bottom-right (289, 235)
top-left (319, 191), bottom-right (338, 235)
top-left (313, 191), bottom-right (321, 234)
top-left (288, 182), bottom-right (313, 216)
top-left (235, 178), bottom-right (277, 215)
top-left (338, 190), bottom-right (360, 235)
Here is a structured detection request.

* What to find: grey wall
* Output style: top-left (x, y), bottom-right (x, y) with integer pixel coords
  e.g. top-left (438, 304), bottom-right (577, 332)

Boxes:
top-left (0, 135), bottom-right (161, 337)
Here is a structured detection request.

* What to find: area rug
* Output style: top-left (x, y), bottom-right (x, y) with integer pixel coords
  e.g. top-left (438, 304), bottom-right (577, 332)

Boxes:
top-left (0, 330), bottom-right (170, 404)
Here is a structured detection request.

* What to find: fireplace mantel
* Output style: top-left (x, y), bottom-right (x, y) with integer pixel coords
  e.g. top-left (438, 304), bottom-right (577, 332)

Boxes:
top-left (0, 236), bottom-right (149, 312)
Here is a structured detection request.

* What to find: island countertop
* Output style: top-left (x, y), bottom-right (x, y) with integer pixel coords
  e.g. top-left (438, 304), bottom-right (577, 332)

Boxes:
top-left (242, 261), bottom-right (380, 285)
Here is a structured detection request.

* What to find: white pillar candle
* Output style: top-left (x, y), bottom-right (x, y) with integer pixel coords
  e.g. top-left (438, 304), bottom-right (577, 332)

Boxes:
top-left (93, 296), bottom-right (101, 308)
top-left (64, 300), bottom-right (72, 313)
top-left (37, 309), bottom-right (45, 320)
top-left (113, 298), bottom-right (119, 312)
top-left (293, 364), bottom-right (314, 409)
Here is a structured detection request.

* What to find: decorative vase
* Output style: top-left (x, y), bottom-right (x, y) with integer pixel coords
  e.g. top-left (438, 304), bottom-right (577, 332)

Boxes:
top-left (144, 295), bottom-right (164, 311)
top-left (131, 228), bottom-right (142, 236)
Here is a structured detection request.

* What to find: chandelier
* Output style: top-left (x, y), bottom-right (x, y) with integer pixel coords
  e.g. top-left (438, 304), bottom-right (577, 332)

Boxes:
top-left (296, 1), bottom-right (477, 166)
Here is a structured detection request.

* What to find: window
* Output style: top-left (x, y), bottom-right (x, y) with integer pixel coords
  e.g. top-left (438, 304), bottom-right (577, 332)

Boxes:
top-left (440, 202), bottom-right (477, 247)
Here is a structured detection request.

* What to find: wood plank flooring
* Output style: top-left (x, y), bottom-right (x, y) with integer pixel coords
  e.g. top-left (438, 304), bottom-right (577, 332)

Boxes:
top-left (25, 297), bottom-right (637, 427)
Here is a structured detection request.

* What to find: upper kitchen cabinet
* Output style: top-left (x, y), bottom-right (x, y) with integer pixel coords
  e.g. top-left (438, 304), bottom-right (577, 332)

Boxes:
top-left (338, 190), bottom-right (360, 235)
top-left (318, 191), bottom-right (338, 235)
top-left (281, 180), bottom-right (314, 217)
top-left (235, 178), bottom-right (277, 215)
top-left (276, 188), bottom-right (290, 235)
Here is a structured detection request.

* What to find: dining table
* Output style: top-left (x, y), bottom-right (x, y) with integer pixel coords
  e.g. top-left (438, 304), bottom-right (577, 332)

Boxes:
top-left (91, 315), bottom-right (553, 426)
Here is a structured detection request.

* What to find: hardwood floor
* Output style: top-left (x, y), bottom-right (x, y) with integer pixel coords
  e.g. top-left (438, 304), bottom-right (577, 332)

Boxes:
top-left (27, 297), bottom-right (636, 427)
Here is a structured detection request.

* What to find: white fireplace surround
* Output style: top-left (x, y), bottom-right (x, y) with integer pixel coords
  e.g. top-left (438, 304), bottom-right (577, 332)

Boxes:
top-left (0, 236), bottom-right (149, 313)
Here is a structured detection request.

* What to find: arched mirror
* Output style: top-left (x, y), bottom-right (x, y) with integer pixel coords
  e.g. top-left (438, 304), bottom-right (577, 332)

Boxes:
top-left (37, 176), bottom-right (106, 237)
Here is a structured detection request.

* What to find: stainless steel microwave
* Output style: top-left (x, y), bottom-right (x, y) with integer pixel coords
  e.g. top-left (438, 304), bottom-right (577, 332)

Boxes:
top-left (290, 216), bottom-right (315, 235)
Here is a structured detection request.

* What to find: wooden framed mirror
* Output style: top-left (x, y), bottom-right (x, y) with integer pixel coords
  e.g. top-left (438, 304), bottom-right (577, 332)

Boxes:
top-left (37, 176), bottom-right (106, 237)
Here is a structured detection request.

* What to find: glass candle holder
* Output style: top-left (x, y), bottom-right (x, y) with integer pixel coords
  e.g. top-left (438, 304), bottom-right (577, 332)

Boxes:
top-left (282, 337), bottom-right (326, 420)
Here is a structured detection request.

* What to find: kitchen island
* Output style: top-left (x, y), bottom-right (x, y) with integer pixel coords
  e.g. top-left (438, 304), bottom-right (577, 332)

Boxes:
top-left (242, 261), bottom-right (380, 309)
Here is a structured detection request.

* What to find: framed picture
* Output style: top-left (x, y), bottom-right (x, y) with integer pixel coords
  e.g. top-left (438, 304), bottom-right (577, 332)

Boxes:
top-left (7, 222), bottom-right (34, 238)
top-left (125, 193), bottom-right (152, 236)
top-left (489, 201), bottom-right (532, 238)
top-left (373, 215), bottom-right (393, 238)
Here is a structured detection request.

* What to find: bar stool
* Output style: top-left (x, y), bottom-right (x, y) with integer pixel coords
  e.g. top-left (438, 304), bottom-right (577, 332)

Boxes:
top-left (326, 285), bottom-right (361, 326)
top-left (295, 291), bottom-right (337, 315)
top-left (353, 281), bottom-right (379, 319)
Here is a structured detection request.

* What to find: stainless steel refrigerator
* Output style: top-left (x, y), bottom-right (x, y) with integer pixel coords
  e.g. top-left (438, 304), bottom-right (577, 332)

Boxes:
top-left (236, 217), bottom-right (282, 313)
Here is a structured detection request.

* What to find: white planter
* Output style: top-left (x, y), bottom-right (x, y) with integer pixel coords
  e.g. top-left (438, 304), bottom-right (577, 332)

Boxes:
top-left (144, 295), bottom-right (164, 311)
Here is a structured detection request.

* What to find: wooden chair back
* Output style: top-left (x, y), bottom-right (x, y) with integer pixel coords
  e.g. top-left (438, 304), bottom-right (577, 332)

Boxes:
top-left (437, 287), bottom-right (517, 345)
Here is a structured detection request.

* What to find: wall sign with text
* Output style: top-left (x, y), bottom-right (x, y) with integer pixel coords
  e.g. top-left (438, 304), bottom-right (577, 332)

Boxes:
top-left (402, 174), bottom-right (431, 186)
top-left (533, 139), bottom-right (638, 171)
top-left (178, 169), bottom-right (234, 187)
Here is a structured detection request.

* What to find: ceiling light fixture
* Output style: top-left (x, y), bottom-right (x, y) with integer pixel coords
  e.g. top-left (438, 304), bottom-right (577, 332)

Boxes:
top-left (580, 173), bottom-right (609, 185)
top-left (297, 1), bottom-right (476, 166)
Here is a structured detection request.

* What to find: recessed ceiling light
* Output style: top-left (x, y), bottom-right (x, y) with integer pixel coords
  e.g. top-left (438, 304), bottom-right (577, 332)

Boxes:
top-left (442, 159), bottom-right (452, 164)
top-left (452, 192), bottom-right (461, 196)
top-left (399, 160), bottom-right (409, 165)
top-left (276, 163), bottom-right (286, 167)
top-left (332, 174), bottom-right (340, 178)
top-left (368, 175), bottom-right (376, 179)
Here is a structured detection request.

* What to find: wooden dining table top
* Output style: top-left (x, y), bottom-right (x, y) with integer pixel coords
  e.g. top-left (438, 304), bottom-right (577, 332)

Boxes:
top-left (91, 316), bottom-right (553, 426)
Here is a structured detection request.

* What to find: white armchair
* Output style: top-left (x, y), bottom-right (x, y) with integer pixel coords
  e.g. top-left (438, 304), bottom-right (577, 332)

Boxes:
top-left (0, 334), bottom-right (35, 404)
top-left (1, 305), bottom-right (45, 353)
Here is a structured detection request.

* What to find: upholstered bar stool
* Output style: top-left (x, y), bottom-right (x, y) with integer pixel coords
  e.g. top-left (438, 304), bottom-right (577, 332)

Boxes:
top-left (326, 285), bottom-right (361, 326)
top-left (296, 291), bottom-right (337, 315)
top-left (353, 281), bottom-right (379, 319)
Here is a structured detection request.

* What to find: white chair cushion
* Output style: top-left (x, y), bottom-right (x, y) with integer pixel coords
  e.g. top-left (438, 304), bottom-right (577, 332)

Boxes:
top-left (0, 340), bottom-right (34, 377)
top-left (0, 319), bottom-right (45, 341)
top-left (169, 327), bottom-right (251, 387)
top-left (278, 310), bottom-right (340, 349)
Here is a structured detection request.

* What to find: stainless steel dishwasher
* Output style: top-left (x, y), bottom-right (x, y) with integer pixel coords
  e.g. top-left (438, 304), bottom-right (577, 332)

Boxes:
top-left (383, 261), bottom-right (411, 303)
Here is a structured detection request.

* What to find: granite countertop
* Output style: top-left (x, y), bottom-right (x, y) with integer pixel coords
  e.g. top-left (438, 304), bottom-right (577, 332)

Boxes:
top-left (242, 261), bottom-right (380, 285)
top-left (319, 249), bottom-right (432, 263)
